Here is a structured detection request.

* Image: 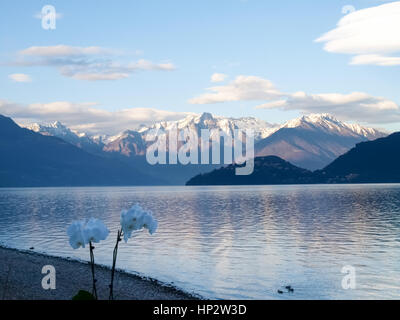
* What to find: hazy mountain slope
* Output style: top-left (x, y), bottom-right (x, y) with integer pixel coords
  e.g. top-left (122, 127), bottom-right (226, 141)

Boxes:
top-left (103, 130), bottom-right (147, 156)
top-left (255, 127), bottom-right (368, 170)
top-left (0, 115), bottom-right (162, 187)
top-left (126, 157), bottom-right (222, 185)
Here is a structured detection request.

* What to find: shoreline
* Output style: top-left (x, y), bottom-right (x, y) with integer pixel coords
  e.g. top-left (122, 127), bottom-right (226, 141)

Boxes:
top-left (0, 245), bottom-right (201, 300)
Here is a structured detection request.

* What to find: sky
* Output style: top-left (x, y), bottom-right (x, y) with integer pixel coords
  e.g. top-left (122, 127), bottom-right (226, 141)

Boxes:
top-left (0, 0), bottom-right (399, 135)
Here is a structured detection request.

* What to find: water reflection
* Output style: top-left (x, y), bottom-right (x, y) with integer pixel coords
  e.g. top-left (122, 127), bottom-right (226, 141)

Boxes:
top-left (0, 184), bottom-right (400, 299)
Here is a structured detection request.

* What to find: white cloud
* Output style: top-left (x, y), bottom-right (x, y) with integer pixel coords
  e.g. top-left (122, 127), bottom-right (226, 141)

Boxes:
top-left (0, 100), bottom-right (192, 135)
top-left (189, 75), bottom-right (284, 104)
top-left (19, 45), bottom-right (107, 57)
top-left (350, 54), bottom-right (400, 66)
top-left (13, 45), bottom-right (176, 81)
top-left (256, 91), bottom-right (400, 124)
top-left (68, 72), bottom-right (130, 81)
top-left (316, 2), bottom-right (400, 66)
top-left (210, 73), bottom-right (228, 83)
top-left (8, 73), bottom-right (32, 83)
top-left (132, 59), bottom-right (175, 71)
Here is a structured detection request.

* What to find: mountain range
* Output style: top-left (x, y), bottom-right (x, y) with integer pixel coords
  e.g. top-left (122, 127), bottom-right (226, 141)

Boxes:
top-left (26, 112), bottom-right (385, 170)
top-left (0, 112), bottom-right (388, 187)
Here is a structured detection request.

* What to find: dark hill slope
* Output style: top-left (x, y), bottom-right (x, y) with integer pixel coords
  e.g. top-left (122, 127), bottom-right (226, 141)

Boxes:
top-left (186, 156), bottom-right (315, 185)
top-left (317, 132), bottom-right (400, 183)
top-left (0, 115), bottom-right (161, 187)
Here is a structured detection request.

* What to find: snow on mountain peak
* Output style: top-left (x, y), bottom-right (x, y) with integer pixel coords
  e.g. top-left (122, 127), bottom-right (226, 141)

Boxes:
top-left (26, 121), bottom-right (105, 149)
top-left (282, 113), bottom-right (385, 139)
top-left (28, 121), bottom-right (74, 136)
top-left (284, 113), bottom-right (339, 128)
top-left (136, 112), bottom-right (278, 141)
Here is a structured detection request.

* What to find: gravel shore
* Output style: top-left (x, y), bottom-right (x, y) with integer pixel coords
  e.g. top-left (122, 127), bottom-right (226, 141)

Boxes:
top-left (0, 246), bottom-right (199, 300)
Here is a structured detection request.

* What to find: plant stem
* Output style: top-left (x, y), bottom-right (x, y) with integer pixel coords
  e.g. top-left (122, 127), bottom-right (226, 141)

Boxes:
top-left (2, 265), bottom-right (11, 300)
top-left (109, 229), bottom-right (122, 300)
top-left (89, 241), bottom-right (98, 300)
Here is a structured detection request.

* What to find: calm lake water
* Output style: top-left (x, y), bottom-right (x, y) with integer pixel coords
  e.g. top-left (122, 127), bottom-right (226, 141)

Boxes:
top-left (0, 185), bottom-right (400, 299)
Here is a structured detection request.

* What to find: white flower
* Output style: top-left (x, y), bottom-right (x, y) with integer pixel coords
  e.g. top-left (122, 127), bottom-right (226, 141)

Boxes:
top-left (67, 220), bottom-right (86, 249)
top-left (83, 218), bottom-right (110, 244)
top-left (120, 204), bottom-right (158, 242)
top-left (67, 218), bottom-right (109, 249)
top-left (143, 213), bottom-right (158, 235)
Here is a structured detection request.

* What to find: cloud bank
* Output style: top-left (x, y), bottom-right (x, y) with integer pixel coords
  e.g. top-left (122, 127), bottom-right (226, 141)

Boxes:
top-left (256, 91), bottom-right (400, 124)
top-left (14, 45), bottom-right (175, 81)
top-left (189, 75), bottom-right (283, 104)
top-left (316, 2), bottom-right (400, 66)
top-left (210, 73), bottom-right (228, 83)
top-left (190, 74), bottom-right (400, 125)
top-left (0, 100), bottom-right (193, 135)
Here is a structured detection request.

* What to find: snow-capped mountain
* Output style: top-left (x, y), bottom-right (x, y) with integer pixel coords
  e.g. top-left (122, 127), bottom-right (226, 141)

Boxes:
top-left (135, 112), bottom-right (383, 144)
top-left (91, 134), bottom-right (110, 145)
top-left (25, 113), bottom-right (386, 172)
top-left (137, 112), bottom-right (279, 141)
top-left (26, 121), bottom-right (104, 154)
top-left (255, 113), bottom-right (386, 170)
top-left (28, 121), bottom-right (75, 138)
top-left (102, 112), bottom-right (279, 155)
top-left (103, 130), bottom-right (147, 156)
top-left (282, 113), bottom-right (383, 140)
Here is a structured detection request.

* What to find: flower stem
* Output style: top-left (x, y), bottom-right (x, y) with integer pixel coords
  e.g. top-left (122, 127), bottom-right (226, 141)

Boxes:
top-left (109, 229), bottom-right (122, 300)
top-left (89, 241), bottom-right (98, 300)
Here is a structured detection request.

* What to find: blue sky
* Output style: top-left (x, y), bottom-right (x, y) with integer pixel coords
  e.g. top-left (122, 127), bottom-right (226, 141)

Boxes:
top-left (0, 0), bottom-right (399, 134)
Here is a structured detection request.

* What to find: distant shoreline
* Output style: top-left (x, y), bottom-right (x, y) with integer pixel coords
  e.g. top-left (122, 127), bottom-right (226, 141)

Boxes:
top-left (0, 245), bottom-right (200, 300)
top-left (2, 182), bottom-right (400, 189)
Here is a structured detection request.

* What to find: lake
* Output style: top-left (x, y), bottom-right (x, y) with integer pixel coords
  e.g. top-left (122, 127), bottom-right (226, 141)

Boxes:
top-left (0, 184), bottom-right (399, 299)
